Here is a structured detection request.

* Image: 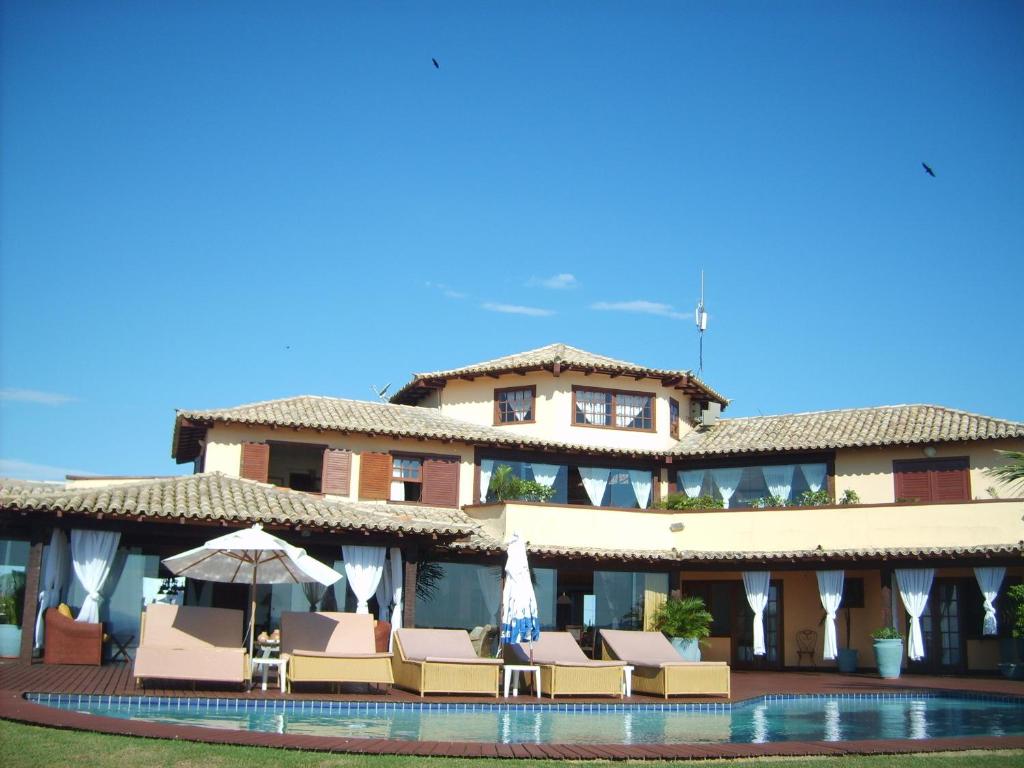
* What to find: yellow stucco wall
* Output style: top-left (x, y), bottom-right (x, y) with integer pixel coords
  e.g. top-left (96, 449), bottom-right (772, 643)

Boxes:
top-left (435, 371), bottom-right (692, 452)
top-left (834, 438), bottom-right (1024, 504)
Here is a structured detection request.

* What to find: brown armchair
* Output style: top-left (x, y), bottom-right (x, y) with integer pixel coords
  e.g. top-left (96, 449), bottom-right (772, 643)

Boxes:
top-left (44, 608), bottom-right (103, 665)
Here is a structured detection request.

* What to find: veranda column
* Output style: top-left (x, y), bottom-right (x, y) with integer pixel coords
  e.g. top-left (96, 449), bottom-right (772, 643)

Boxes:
top-left (18, 526), bottom-right (45, 662)
top-left (402, 545), bottom-right (419, 629)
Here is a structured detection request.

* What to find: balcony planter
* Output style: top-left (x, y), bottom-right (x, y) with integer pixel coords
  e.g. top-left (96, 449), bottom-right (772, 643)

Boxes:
top-left (871, 627), bottom-right (904, 679)
top-left (836, 648), bottom-right (859, 673)
top-left (653, 596), bottom-right (712, 663)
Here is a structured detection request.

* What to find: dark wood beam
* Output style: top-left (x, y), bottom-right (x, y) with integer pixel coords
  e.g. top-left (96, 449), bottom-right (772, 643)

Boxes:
top-left (19, 524), bottom-right (45, 662)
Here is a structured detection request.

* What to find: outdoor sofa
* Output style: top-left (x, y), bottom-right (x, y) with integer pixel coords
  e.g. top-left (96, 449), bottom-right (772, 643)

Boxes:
top-left (280, 611), bottom-right (393, 692)
top-left (600, 629), bottom-right (730, 698)
top-left (392, 628), bottom-right (503, 697)
top-left (43, 605), bottom-right (103, 665)
top-left (133, 603), bottom-right (250, 688)
top-left (504, 632), bottom-right (625, 698)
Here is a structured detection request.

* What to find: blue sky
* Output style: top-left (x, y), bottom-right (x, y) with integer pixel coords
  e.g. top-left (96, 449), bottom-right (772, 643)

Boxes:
top-left (1, 2), bottom-right (1021, 481)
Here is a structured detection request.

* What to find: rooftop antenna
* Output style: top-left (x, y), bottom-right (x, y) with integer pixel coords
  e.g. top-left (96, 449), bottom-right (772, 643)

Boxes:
top-left (694, 271), bottom-right (708, 375)
top-left (369, 383), bottom-right (391, 402)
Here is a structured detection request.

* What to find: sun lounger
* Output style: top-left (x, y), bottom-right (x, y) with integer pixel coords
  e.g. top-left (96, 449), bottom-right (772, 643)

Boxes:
top-left (599, 629), bottom-right (730, 698)
top-left (392, 628), bottom-right (503, 697)
top-left (281, 611), bottom-right (393, 692)
top-left (133, 603), bottom-right (250, 688)
top-left (504, 632), bottom-right (625, 698)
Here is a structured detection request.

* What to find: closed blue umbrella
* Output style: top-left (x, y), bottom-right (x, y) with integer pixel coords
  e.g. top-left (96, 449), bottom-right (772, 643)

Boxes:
top-left (500, 533), bottom-right (540, 656)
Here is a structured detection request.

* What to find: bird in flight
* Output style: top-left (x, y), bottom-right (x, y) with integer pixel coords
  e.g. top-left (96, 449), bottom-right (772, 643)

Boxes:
top-left (432, 58), bottom-right (439, 69)
top-left (921, 162), bottom-right (936, 178)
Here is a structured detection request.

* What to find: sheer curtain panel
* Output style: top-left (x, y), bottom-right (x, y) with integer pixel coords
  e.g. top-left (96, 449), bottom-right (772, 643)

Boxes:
top-left (742, 571), bottom-right (771, 656)
top-left (712, 468), bottom-right (744, 508)
top-left (531, 463), bottom-right (559, 490)
top-left (579, 467), bottom-right (611, 507)
top-left (342, 545), bottom-right (386, 614)
top-left (680, 470), bottom-right (705, 498)
top-left (895, 568), bottom-right (934, 661)
top-left (389, 548), bottom-right (404, 633)
top-left (34, 528), bottom-right (68, 648)
top-left (799, 464), bottom-right (828, 493)
top-left (478, 459), bottom-right (494, 503)
top-left (816, 570), bottom-right (845, 661)
top-left (375, 557), bottom-right (393, 623)
top-left (70, 529), bottom-right (121, 624)
top-left (627, 470), bottom-right (652, 508)
top-left (762, 465), bottom-right (795, 503)
top-left (974, 566), bottom-right (1005, 636)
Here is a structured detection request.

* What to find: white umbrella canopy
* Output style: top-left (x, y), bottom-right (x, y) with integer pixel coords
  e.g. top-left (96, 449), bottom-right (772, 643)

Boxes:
top-left (162, 523), bottom-right (341, 656)
top-left (500, 533), bottom-right (540, 658)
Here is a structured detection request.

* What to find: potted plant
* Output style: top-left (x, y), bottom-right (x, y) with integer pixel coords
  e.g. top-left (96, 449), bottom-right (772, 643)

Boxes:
top-left (652, 596), bottom-right (712, 661)
top-left (871, 626), bottom-right (904, 679)
top-left (998, 584), bottom-right (1024, 680)
top-left (0, 567), bottom-right (27, 658)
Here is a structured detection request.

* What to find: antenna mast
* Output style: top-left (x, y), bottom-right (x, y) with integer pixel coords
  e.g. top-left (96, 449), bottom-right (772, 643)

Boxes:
top-left (694, 271), bottom-right (708, 375)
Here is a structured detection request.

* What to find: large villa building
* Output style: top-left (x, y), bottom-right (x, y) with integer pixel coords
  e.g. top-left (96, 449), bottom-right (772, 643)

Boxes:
top-left (1, 342), bottom-right (1022, 676)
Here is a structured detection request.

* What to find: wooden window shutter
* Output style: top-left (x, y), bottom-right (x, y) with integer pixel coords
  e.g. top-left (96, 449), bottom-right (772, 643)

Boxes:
top-left (894, 464), bottom-right (931, 502)
top-left (420, 455), bottom-right (460, 507)
top-left (932, 458), bottom-right (970, 501)
top-left (240, 442), bottom-right (270, 483)
top-left (321, 449), bottom-right (353, 496)
top-left (359, 452), bottom-right (392, 501)
top-left (894, 457), bottom-right (970, 503)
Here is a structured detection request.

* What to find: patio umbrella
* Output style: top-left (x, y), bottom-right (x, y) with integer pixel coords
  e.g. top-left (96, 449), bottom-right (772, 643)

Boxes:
top-left (499, 533), bottom-right (540, 660)
top-left (162, 523), bottom-right (341, 657)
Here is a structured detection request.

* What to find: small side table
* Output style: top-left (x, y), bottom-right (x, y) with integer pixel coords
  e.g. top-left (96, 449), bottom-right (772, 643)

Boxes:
top-left (251, 640), bottom-right (286, 693)
top-left (621, 665), bottom-right (634, 697)
top-left (108, 633), bottom-right (135, 662)
top-left (503, 664), bottom-right (542, 698)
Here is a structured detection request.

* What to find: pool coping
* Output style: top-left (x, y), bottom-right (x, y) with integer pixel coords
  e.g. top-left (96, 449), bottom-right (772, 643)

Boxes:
top-left (4, 687), bottom-right (1024, 761)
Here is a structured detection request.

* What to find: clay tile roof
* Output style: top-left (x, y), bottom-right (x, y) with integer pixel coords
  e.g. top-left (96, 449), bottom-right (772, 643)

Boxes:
top-left (389, 342), bottom-right (728, 406)
top-left (173, 395), bottom-right (661, 463)
top-left (0, 472), bottom-right (477, 537)
top-left (673, 404), bottom-right (1024, 457)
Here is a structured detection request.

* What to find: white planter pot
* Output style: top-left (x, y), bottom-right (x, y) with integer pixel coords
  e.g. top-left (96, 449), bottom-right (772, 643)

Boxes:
top-left (670, 636), bottom-right (701, 661)
top-left (0, 624), bottom-right (22, 658)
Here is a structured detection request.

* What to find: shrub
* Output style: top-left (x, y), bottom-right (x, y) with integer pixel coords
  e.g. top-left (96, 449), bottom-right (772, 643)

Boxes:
top-left (659, 493), bottom-right (723, 510)
top-left (651, 596), bottom-right (712, 640)
top-left (871, 626), bottom-right (902, 640)
top-left (489, 465), bottom-right (556, 502)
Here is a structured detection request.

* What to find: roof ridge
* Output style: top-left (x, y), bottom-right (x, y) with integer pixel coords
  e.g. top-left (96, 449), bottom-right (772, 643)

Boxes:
top-left (713, 403), bottom-right (1024, 426)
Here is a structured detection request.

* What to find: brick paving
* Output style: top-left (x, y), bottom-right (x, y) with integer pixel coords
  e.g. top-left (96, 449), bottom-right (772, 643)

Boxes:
top-left (1, 659), bottom-right (1023, 760)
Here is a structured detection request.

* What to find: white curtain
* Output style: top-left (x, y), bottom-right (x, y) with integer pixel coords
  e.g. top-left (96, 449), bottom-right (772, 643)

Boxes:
top-left (579, 467), bottom-right (611, 507)
top-left (680, 470), bottom-right (705, 498)
top-left (627, 470), bottom-right (652, 508)
top-left (70, 529), bottom-right (121, 624)
top-left (476, 565), bottom-right (502, 624)
top-left (895, 568), bottom-right (934, 661)
top-left (712, 468), bottom-right (744, 508)
top-left (34, 528), bottom-right (69, 649)
top-left (974, 566), bottom-right (1005, 636)
top-left (301, 581), bottom-right (327, 611)
top-left (762, 465), bottom-right (795, 503)
top-left (742, 571), bottom-right (771, 656)
top-left (342, 545), bottom-right (386, 614)
top-left (375, 556), bottom-right (393, 623)
top-left (389, 548), bottom-right (404, 633)
top-left (531, 463), bottom-right (559, 489)
top-left (479, 459), bottom-right (494, 503)
top-left (816, 570), bottom-right (845, 661)
top-left (800, 464), bottom-right (828, 493)
top-left (615, 399), bottom-right (644, 428)
top-left (578, 392), bottom-right (606, 424)
top-left (390, 480), bottom-right (406, 501)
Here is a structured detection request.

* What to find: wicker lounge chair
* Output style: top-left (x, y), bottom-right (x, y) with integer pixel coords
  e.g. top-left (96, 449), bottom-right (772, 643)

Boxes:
top-left (504, 632), bottom-right (625, 698)
top-left (599, 629), bottom-right (730, 698)
top-left (133, 604), bottom-right (250, 688)
top-left (280, 611), bottom-right (393, 692)
top-left (392, 628), bottom-right (503, 697)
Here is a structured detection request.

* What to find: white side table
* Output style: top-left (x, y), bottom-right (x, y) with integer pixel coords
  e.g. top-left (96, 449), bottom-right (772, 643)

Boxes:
top-left (503, 664), bottom-right (542, 698)
top-left (252, 656), bottom-right (288, 693)
top-left (621, 665), bottom-right (634, 697)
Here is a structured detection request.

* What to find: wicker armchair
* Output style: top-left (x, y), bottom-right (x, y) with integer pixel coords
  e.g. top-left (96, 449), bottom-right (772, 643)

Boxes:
top-left (44, 608), bottom-right (103, 665)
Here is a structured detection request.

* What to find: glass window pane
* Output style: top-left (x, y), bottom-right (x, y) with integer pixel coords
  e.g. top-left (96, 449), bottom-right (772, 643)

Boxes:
top-left (594, 571), bottom-right (644, 630)
top-left (534, 567), bottom-right (557, 630)
top-left (415, 562), bottom-right (502, 630)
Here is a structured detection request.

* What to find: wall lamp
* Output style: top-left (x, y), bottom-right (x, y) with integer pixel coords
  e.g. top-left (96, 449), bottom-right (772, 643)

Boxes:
top-left (669, 522), bottom-right (685, 533)
top-left (922, 446), bottom-right (938, 458)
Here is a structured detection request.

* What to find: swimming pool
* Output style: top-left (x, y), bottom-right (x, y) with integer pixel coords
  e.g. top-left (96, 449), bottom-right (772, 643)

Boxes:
top-left (29, 692), bottom-right (1024, 745)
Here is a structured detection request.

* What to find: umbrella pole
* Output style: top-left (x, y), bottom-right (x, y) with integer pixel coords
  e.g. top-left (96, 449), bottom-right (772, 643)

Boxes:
top-left (249, 567), bottom-right (257, 659)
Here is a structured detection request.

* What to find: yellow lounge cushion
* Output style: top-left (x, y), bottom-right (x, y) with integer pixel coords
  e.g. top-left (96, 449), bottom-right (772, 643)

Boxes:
top-left (57, 603), bottom-right (73, 619)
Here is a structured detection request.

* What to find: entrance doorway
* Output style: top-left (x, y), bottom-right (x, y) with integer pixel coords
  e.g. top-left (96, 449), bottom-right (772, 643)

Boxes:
top-left (908, 578), bottom-right (967, 674)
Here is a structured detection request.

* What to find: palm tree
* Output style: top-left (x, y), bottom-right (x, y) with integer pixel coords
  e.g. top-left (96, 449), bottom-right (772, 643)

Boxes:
top-left (986, 450), bottom-right (1024, 494)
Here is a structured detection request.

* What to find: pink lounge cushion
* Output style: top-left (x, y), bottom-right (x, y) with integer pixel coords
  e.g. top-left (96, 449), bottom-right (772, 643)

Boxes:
top-left (134, 645), bottom-right (247, 683)
top-left (141, 604), bottom-right (243, 649)
top-left (600, 629), bottom-right (682, 666)
top-left (424, 655), bottom-right (503, 665)
top-left (290, 648), bottom-right (391, 659)
top-left (508, 632), bottom-right (624, 667)
top-left (396, 628), bottom-right (478, 661)
top-left (655, 660), bottom-right (729, 668)
top-left (281, 612), bottom-right (376, 655)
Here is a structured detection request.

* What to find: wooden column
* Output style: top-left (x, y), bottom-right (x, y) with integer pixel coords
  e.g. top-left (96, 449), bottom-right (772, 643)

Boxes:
top-left (19, 526), bottom-right (46, 662)
top-left (402, 545), bottom-right (419, 629)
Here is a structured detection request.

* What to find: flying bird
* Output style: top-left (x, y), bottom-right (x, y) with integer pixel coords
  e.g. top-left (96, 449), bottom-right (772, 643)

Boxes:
top-left (921, 162), bottom-right (936, 178)
top-left (431, 58), bottom-right (439, 69)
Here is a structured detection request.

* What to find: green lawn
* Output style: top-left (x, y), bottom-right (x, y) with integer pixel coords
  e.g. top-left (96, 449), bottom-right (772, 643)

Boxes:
top-left (1, 720), bottom-right (1021, 768)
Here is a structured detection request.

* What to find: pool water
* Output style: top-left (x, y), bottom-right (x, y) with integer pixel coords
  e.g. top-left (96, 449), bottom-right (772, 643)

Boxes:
top-left (30, 693), bottom-right (1024, 745)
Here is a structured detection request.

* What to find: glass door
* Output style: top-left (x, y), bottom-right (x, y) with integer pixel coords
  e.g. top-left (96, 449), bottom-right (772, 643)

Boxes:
top-left (734, 581), bottom-right (783, 669)
top-left (909, 578), bottom-right (966, 674)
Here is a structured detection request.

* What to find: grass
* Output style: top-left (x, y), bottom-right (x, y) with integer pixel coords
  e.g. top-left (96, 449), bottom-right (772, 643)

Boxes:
top-left (0, 720), bottom-right (1022, 768)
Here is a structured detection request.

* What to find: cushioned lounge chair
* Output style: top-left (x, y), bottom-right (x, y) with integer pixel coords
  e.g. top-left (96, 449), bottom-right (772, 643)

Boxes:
top-left (504, 632), bottom-right (625, 698)
top-left (133, 604), bottom-right (250, 688)
top-left (392, 628), bottom-right (503, 697)
top-left (600, 629), bottom-right (730, 698)
top-left (281, 611), bottom-right (393, 692)
top-left (43, 606), bottom-right (103, 665)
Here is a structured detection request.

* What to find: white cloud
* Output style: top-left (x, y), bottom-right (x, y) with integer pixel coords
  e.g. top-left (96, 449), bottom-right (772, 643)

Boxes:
top-left (0, 458), bottom-right (92, 481)
top-left (529, 273), bottom-right (577, 290)
top-left (0, 388), bottom-right (77, 406)
top-left (482, 302), bottom-right (556, 317)
top-left (425, 281), bottom-right (467, 299)
top-left (591, 300), bottom-right (688, 320)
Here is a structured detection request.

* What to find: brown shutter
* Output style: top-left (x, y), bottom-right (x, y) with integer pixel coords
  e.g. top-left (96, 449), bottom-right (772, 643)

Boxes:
top-left (240, 442), bottom-right (270, 483)
top-left (932, 458), bottom-right (970, 501)
top-left (894, 463), bottom-right (931, 502)
top-left (359, 452), bottom-right (392, 500)
top-left (321, 449), bottom-right (352, 496)
top-left (420, 455), bottom-right (460, 507)
top-left (893, 457), bottom-right (970, 503)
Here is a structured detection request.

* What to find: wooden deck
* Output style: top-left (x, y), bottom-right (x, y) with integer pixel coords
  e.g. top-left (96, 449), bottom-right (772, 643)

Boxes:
top-left (2, 660), bottom-right (1023, 760)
